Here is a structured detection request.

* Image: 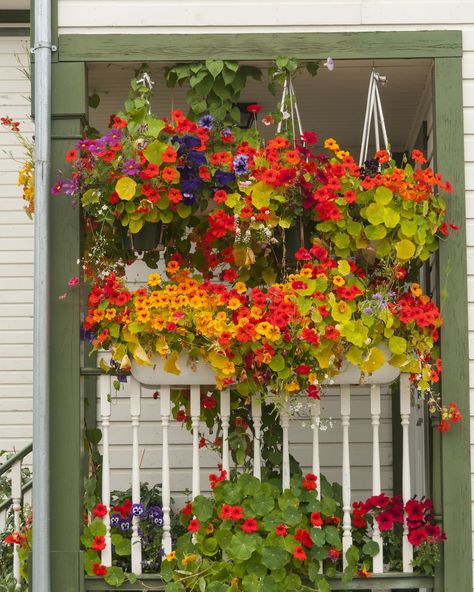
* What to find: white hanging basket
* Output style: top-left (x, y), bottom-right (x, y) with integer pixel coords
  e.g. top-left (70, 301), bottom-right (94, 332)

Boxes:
top-left (333, 343), bottom-right (400, 385)
top-left (130, 352), bottom-right (217, 387)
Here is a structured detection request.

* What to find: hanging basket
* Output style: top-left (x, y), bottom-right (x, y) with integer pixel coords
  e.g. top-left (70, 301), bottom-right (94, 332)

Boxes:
top-left (130, 352), bottom-right (217, 387)
top-left (119, 221), bottom-right (163, 252)
top-left (333, 344), bottom-right (400, 385)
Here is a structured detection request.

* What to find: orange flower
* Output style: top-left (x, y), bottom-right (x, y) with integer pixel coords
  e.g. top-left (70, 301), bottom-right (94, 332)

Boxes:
top-left (161, 167), bottom-right (179, 183)
top-left (375, 149), bottom-right (390, 164)
top-left (284, 150), bottom-right (300, 164)
top-left (411, 149), bottom-right (427, 164)
top-left (168, 188), bottom-right (183, 203)
top-left (161, 146), bottom-right (177, 163)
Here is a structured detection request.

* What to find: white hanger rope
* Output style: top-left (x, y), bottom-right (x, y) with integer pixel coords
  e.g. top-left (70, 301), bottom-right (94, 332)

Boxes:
top-left (359, 71), bottom-right (390, 166)
top-left (276, 76), bottom-right (304, 145)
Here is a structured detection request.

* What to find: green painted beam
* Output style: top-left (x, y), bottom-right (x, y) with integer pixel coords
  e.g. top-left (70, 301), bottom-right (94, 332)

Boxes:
top-left (84, 573), bottom-right (434, 591)
top-left (49, 61), bottom-right (88, 592)
top-left (0, 10), bottom-right (30, 24)
top-left (0, 27), bottom-right (29, 36)
top-left (57, 30), bottom-right (462, 63)
top-left (433, 56), bottom-right (472, 592)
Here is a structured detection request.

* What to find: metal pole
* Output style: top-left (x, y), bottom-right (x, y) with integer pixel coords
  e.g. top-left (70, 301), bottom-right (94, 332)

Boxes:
top-left (33, 0), bottom-right (52, 590)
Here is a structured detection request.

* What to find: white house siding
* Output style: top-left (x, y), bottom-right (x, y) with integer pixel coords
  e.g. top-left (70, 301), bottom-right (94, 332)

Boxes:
top-left (0, 36), bottom-right (33, 455)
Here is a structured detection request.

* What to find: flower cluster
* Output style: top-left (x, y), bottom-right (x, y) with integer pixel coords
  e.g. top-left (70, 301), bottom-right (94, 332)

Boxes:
top-left (1, 116), bottom-right (34, 218)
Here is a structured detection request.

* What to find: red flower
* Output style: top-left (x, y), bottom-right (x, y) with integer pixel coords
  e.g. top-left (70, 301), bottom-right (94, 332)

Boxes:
top-left (302, 473), bottom-right (317, 490)
top-left (176, 409), bottom-right (187, 422)
top-left (214, 189), bottom-right (228, 203)
top-left (294, 248), bottom-right (312, 261)
top-left (247, 104), bottom-right (262, 113)
top-left (328, 547), bottom-right (340, 561)
top-left (293, 545), bottom-right (307, 561)
top-left (375, 512), bottom-right (394, 531)
top-left (202, 395), bottom-right (216, 409)
top-left (220, 504), bottom-right (234, 520)
top-left (437, 419), bottom-right (451, 432)
top-left (231, 506), bottom-right (244, 521)
top-left (411, 149), bottom-right (427, 164)
top-left (111, 116), bottom-right (127, 129)
top-left (295, 364), bottom-right (311, 375)
top-left (187, 518), bottom-right (200, 533)
top-left (91, 535), bottom-right (106, 551)
top-left (310, 512), bottom-right (323, 526)
top-left (240, 518), bottom-right (258, 533)
top-left (92, 503), bottom-right (108, 518)
top-left (92, 563), bottom-right (108, 576)
top-left (307, 385), bottom-right (321, 400)
top-left (65, 149), bottom-right (78, 162)
top-left (181, 503), bottom-right (193, 516)
top-left (275, 524), bottom-right (287, 536)
top-left (408, 528), bottom-right (428, 546)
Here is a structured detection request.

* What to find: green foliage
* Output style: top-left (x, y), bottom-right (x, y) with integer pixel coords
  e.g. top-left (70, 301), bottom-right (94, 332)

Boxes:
top-left (165, 61), bottom-right (262, 124)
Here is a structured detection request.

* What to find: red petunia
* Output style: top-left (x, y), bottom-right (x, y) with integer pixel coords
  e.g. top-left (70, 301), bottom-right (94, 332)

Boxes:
top-left (408, 528), bottom-right (427, 546)
top-left (240, 518), bottom-right (258, 533)
top-left (65, 149), bottom-right (78, 162)
top-left (295, 364), bottom-right (311, 375)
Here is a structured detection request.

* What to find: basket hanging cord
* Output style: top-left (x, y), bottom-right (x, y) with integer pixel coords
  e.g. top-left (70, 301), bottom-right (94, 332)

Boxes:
top-left (276, 75), bottom-right (305, 146)
top-left (359, 70), bottom-right (390, 166)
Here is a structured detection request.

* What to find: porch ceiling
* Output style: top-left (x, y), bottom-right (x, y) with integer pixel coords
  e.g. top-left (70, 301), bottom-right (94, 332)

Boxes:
top-left (87, 58), bottom-right (432, 156)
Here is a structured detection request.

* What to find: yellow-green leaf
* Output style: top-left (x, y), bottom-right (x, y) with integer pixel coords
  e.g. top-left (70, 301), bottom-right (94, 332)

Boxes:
top-left (360, 347), bottom-right (385, 373)
top-left (382, 207), bottom-right (400, 228)
top-left (143, 140), bottom-right (167, 164)
top-left (337, 260), bottom-right (351, 276)
top-left (164, 350), bottom-right (180, 375)
top-left (374, 186), bottom-right (393, 205)
top-left (115, 177), bottom-right (137, 201)
top-left (128, 218), bottom-right (144, 234)
top-left (262, 268), bottom-right (277, 285)
top-left (388, 336), bottom-right (407, 355)
top-left (278, 217), bottom-right (292, 229)
top-left (365, 225), bottom-right (387, 240)
top-left (365, 203), bottom-right (385, 225)
top-left (395, 239), bottom-right (416, 261)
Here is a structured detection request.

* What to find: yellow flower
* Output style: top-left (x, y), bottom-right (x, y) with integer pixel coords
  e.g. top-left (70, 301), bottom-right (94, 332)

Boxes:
top-left (105, 308), bottom-right (116, 321)
top-left (147, 273), bottom-right (162, 287)
top-left (256, 322), bottom-right (272, 336)
top-left (235, 282), bottom-right (247, 295)
top-left (336, 150), bottom-right (349, 159)
top-left (265, 325), bottom-right (281, 341)
top-left (166, 551), bottom-right (177, 562)
top-left (250, 306), bottom-right (263, 320)
top-left (228, 297), bottom-right (242, 310)
top-left (332, 275), bottom-right (345, 287)
top-left (136, 310), bottom-right (151, 324)
top-left (230, 578), bottom-right (239, 588)
top-left (215, 312), bottom-right (228, 322)
top-left (285, 381), bottom-right (300, 392)
top-left (205, 523), bottom-right (215, 535)
top-left (181, 554), bottom-right (197, 566)
top-left (300, 267), bottom-right (313, 278)
top-left (92, 309), bottom-right (104, 322)
top-left (324, 138), bottom-right (340, 151)
top-left (221, 361), bottom-right (236, 377)
top-left (151, 315), bottom-right (166, 330)
top-left (410, 283), bottom-right (422, 297)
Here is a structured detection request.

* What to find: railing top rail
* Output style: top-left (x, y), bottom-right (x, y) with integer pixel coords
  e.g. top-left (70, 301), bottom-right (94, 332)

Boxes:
top-left (0, 443), bottom-right (32, 477)
top-left (0, 479), bottom-right (32, 513)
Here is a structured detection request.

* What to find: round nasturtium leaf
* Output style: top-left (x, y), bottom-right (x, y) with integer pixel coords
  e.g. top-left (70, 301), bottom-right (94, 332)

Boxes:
top-left (374, 186), bottom-right (393, 205)
top-left (395, 239), bottom-right (416, 261)
top-left (365, 203), bottom-right (385, 225)
top-left (115, 176), bottom-right (137, 201)
top-left (388, 336), bottom-right (407, 355)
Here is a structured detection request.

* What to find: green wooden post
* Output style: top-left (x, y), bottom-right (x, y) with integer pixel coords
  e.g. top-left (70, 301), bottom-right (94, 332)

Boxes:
top-left (433, 56), bottom-right (472, 592)
top-left (49, 61), bottom-right (87, 592)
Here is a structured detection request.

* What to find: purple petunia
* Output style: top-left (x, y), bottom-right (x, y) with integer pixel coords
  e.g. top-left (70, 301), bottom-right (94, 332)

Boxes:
top-left (198, 114), bottom-right (214, 129)
top-left (122, 159), bottom-right (140, 176)
top-left (233, 154), bottom-right (249, 176)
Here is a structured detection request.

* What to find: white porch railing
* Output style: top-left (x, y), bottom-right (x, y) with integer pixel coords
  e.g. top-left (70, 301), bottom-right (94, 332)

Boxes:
top-left (0, 443), bottom-right (32, 588)
top-left (96, 352), bottom-right (414, 577)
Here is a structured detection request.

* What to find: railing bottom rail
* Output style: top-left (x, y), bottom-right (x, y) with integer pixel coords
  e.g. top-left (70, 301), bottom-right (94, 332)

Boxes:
top-left (85, 573), bottom-right (434, 591)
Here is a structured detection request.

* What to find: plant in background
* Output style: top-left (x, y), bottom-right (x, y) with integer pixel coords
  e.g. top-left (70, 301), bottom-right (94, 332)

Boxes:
top-left (165, 60), bottom-right (262, 125)
top-left (0, 117), bottom-right (34, 218)
top-left (351, 493), bottom-right (444, 576)
top-left (161, 472), bottom-right (352, 592)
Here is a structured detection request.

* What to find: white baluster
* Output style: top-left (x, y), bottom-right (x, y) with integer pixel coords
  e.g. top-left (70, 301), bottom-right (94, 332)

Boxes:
top-left (252, 396), bottom-right (262, 480)
top-left (280, 404), bottom-right (290, 490)
top-left (130, 380), bottom-right (142, 574)
top-left (220, 389), bottom-right (231, 476)
top-left (370, 384), bottom-right (384, 573)
top-left (400, 374), bottom-right (413, 572)
top-left (11, 460), bottom-right (22, 587)
top-left (310, 399), bottom-right (321, 499)
top-left (191, 386), bottom-right (201, 499)
top-left (99, 373), bottom-right (112, 566)
top-left (160, 386), bottom-right (172, 555)
top-left (340, 384), bottom-right (352, 566)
